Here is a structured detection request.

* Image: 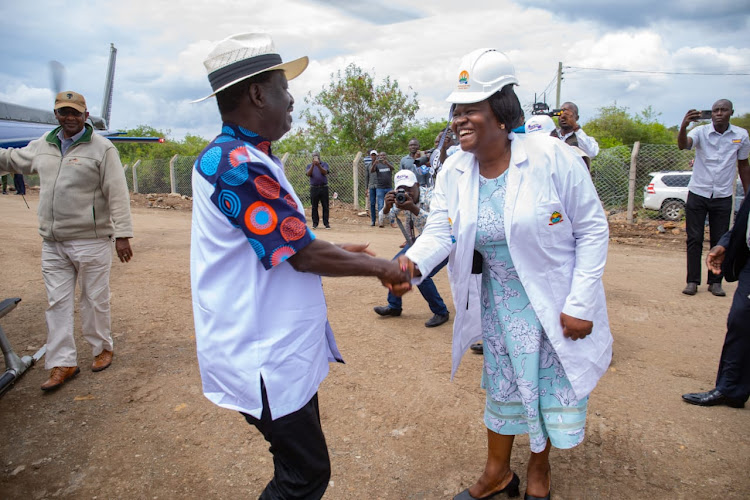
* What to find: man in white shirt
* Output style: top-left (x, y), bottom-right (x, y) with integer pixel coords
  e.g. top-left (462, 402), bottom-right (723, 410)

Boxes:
top-left (551, 101), bottom-right (600, 159)
top-left (190, 32), bottom-right (409, 499)
top-left (678, 99), bottom-right (750, 296)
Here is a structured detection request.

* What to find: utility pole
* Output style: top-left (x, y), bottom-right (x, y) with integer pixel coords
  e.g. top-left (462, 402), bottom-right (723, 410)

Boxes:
top-left (555, 62), bottom-right (563, 109)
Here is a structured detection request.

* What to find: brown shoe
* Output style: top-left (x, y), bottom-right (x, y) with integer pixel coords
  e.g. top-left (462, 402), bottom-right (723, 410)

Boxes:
top-left (41, 366), bottom-right (80, 391)
top-left (92, 349), bottom-right (113, 372)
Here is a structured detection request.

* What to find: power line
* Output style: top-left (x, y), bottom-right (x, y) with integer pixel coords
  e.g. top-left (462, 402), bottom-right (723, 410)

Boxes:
top-left (564, 66), bottom-right (750, 76)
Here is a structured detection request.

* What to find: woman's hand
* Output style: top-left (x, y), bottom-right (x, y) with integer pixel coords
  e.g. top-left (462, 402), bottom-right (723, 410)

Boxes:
top-left (560, 312), bottom-right (592, 341)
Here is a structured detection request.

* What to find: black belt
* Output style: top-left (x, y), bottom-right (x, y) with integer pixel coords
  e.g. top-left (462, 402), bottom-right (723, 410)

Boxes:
top-left (311, 184), bottom-right (328, 187)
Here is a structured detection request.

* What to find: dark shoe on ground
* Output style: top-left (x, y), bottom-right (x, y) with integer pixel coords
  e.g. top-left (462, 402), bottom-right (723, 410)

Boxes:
top-left (92, 349), bottom-right (113, 372)
top-left (374, 305), bottom-right (401, 317)
top-left (708, 283), bottom-right (726, 297)
top-left (682, 282), bottom-right (698, 295)
top-left (454, 472), bottom-right (520, 499)
top-left (312, 225), bottom-right (318, 229)
top-left (470, 342), bottom-right (484, 354)
top-left (524, 494), bottom-right (550, 500)
top-left (682, 388), bottom-right (745, 408)
top-left (325, 225), bottom-right (331, 229)
top-left (425, 312), bottom-right (450, 328)
top-left (41, 366), bottom-right (80, 391)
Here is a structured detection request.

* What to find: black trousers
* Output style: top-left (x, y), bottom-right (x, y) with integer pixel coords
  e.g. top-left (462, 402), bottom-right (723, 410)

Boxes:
top-left (715, 261), bottom-right (750, 401)
top-left (309, 186), bottom-right (329, 227)
top-left (685, 192), bottom-right (732, 284)
top-left (13, 174), bottom-right (25, 195)
top-left (242, 381), bottom-right (330, 500)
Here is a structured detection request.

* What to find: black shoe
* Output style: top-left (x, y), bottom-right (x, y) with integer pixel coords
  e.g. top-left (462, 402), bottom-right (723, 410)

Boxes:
top-left (425, 312), bottom-right (450, 328)
top-left (454, 472), bottom-right (520, 499)
top-left (324, 225), bottom-right (331, 229)
top-left (682, 388), bottom-right (745, 408)
top-left (312, 225), bottom-right (318, 229)
top-left (682, 282), bottom-right (698, 295)
top-left (708, 283), bottom-right (726, 297)
top-left (470, 342), bottom-right (484, 354)
top-left (374, 305), bottom-right (401, 317)
top-left (524, 494), bottom-right (550, 500)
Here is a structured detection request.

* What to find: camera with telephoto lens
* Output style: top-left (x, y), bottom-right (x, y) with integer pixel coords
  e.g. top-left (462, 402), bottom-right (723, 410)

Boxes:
top-left (395, 188), bottom-right (408, 204)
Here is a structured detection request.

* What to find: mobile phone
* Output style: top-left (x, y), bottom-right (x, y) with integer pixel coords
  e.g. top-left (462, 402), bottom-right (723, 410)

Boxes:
top-left (699, 110), bottom-right (712, 120)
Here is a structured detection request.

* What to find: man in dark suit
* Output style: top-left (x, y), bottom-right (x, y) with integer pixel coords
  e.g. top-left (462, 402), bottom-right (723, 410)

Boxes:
top-left (682, 190), bottom-right (750, 408)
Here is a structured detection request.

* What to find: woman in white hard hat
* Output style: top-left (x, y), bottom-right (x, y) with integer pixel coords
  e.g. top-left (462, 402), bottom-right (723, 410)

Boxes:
top-left (399, 48), bottom-right (612, 499)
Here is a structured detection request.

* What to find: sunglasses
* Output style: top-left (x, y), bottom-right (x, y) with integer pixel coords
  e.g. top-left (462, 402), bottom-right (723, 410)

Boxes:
top-left (56, 108), bottom-right (83, 117)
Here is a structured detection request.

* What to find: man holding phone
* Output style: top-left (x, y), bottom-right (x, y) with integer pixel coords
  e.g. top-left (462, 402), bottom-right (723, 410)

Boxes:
top-left (678, 99), bottom-right (750, 296)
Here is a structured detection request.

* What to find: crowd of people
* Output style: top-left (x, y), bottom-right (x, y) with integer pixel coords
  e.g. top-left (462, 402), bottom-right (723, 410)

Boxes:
top-left (1, 31), bottom-right (748, 500)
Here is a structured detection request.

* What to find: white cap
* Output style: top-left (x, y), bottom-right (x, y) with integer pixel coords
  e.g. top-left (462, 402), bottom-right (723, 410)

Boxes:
top-left (525, 115), bottom-right (556, 135)
top-left (394, 170), bottom-right (418, 188)
top-left (369, 149), bottom-right (378, 155)
top-left (446, 48), bottom-right (518, 104)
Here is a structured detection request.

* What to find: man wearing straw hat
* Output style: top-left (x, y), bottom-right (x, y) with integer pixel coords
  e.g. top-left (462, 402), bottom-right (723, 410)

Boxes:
top-left (190, 32), bottom-right (409, 499)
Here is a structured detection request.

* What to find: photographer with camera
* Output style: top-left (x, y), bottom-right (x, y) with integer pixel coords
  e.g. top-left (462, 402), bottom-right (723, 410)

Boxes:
top-left (373, 170), bottom-right (450, 328)
top-left (678, 99), bottom-right (750, 297)
top-left (551, 101), bottom-right (599, 159)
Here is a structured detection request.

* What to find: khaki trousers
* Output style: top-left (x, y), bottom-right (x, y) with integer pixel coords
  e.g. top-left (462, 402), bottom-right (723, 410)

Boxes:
top-left (41, 238), bottom-right (114, 369)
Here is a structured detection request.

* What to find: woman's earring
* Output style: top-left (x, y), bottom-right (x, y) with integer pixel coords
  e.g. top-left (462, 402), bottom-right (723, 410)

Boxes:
top-left (500, 124), bottom-right (505, 129)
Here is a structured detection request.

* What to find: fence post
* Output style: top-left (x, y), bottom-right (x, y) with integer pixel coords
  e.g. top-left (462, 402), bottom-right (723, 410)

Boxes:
top-left (132, 159), bottom-right (141, 194)
top-left (280, 152), bottom-right (289, 173)
top-left (169, 154), bottom-right (178, 194)
top-left (352, 152), bottom-right (362, 208)
top-left (626, 141), bottom-right (640, 224)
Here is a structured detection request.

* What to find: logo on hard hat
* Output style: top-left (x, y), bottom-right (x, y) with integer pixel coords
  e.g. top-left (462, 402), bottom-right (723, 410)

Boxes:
top-left (457, 70), bottom-right (470, 89)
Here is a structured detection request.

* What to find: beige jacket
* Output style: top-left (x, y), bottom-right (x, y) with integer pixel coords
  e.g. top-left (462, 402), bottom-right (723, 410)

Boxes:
top-left (0, 124), bottom-right (133, 242)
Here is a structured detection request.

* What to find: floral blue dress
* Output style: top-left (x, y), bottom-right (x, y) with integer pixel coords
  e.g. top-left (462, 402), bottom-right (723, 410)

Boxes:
top-left (475, 172), bottom-right (588, 453)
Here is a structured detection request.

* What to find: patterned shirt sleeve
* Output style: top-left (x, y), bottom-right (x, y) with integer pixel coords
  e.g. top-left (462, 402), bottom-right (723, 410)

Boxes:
top-left (211, 158), bottom-right (315, 270)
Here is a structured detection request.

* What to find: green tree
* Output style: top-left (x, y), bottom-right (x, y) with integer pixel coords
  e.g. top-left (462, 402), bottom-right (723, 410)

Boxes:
top-left (731, 112), bottom-right (750, 134)
top-left (583, 105), bottom-right (676, 147)
top-left (293, 63), bottom-right (420, 155)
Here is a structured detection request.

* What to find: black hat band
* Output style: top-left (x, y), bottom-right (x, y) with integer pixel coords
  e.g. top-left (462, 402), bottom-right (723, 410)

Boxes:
top-left (208, 53), bottom-right (283, 92)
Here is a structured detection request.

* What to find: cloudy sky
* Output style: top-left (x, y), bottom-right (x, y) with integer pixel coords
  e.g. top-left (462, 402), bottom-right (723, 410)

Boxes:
top-left (1, 0), bottom-right (749, 144)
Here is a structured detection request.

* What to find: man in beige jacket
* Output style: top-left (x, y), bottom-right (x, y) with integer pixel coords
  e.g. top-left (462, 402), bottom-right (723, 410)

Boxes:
top-left (0, 91), bottom-right (133, 390)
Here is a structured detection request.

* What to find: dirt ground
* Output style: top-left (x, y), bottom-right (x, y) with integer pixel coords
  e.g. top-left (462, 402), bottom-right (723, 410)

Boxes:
top-left (1, 190), bottom-right (748, 500)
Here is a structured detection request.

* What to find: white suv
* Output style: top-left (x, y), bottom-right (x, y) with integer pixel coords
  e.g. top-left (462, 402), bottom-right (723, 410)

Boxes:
top-left (643, 171), bottom-right (745, 221)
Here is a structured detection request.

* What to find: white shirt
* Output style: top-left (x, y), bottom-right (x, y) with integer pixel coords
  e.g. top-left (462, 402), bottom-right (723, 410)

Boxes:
top-left (191, 146), bottom-right (341, 420)
top-left (406, 133), bottom-right (612, 400)
top-left (687, 123), bottom-right (750, 198)
top-left (556, 127), bottom-right (600, 158)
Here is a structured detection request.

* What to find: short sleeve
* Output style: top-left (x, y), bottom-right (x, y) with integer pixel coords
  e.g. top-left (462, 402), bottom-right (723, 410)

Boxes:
top-left (211, 159), bottom-right (315, 270)
top-left (738, 133), bottom-right (750, 160)
top-left (687, 127), bottom-right (700, 149)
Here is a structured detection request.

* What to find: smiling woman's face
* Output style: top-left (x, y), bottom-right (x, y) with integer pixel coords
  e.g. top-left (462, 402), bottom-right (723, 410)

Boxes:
top-left (450, 99), bottom-right (504, 154)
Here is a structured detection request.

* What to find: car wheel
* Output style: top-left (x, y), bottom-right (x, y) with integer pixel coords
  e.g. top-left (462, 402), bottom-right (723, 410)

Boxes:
top-left (660, 200), bottom-right (685, 221)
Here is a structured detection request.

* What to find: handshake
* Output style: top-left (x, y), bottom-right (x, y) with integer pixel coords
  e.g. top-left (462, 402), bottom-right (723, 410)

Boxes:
top-left (379, 255), bottom-right (418, 297)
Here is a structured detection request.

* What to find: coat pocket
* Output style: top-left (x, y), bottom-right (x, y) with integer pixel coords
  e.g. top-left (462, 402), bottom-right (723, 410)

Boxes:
top-left (536, 203), bottom-right (573, 249)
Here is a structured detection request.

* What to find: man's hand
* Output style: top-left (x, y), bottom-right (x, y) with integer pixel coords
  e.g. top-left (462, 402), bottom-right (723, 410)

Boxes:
top-left (682, 109), bottom-right (701, 127)
top-left (380, 260), bottom-right (412, 296)
top-left (560, 312), bottom-right (592, 341)
top-left (338, 242), bottom-right (375, 257)
top-left (706, 245), bottom-right (726, 275)
top-left (115, 238), bottom-right (133, 263)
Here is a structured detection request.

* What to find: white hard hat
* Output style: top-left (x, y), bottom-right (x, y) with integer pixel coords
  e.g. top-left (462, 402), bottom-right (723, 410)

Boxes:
top-left (525, 115), bottom-right (556, 135)
top-left (446, 48), bottom-right (519, 104)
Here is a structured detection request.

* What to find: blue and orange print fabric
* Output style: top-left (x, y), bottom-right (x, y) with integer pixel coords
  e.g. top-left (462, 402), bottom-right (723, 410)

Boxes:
top-left (194, 123), bottom-right (315, 270)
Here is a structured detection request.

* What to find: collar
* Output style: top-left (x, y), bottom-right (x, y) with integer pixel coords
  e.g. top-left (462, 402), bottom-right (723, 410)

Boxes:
top-left (455, 132), bottom-right (524, 173)
top-left (219, 122), bottom-right (273, 156)
top-left (57, 126), bottom-right (86, 144)
top-left (710, 123), bottom-right (735, 136)
top-left (45, 123), bottom-right (94, 148)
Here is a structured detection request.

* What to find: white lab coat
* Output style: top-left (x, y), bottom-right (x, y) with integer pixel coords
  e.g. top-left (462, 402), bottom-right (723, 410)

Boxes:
top-left (406, 133), bottom-right (612, 400)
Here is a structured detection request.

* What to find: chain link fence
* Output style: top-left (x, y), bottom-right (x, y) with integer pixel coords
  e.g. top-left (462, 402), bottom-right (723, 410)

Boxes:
top-left (17, 144), bottom-right (711, 224)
